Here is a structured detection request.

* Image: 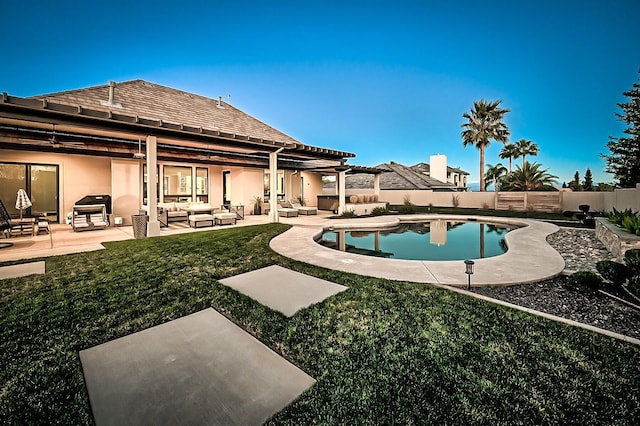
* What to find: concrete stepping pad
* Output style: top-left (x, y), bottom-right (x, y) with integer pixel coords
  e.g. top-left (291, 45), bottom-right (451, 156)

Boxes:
top-left (80, 308), bottom-right (314, 425)
top-left (0, 261), bottom-right (45, 280)
top-left (220, 265), bottom-right (348, 316)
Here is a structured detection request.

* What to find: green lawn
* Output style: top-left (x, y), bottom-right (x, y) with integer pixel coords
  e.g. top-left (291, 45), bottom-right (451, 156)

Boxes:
top-left (1, 224), bottom-right (638, 424)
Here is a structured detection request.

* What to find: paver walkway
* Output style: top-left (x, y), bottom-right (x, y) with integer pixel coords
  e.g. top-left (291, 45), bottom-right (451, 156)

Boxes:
top-left (220, 265), bottom-right (348, 316)
top-left (80, 308), bottom-right (315, 426)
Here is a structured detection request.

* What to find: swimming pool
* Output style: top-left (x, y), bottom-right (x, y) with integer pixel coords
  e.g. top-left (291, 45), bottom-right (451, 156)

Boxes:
top-left (318, 220), bottom-right (512, 261)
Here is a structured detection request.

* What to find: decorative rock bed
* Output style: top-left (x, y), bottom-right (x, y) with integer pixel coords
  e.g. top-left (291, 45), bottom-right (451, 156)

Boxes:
top-left (475, 227), bottom-right (640, 340)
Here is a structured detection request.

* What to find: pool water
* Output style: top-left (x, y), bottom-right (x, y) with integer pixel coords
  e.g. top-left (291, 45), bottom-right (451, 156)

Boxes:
top-left (319, 221), bottom-right (511, 261)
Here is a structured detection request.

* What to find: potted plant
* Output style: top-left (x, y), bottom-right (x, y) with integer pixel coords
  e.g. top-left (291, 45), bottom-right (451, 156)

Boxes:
top-left (251, 196), bottom-right (263, 215)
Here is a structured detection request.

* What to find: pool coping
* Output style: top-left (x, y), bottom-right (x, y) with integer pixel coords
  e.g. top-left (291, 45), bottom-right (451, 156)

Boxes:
top-left (270, 214), bottom-right (566, 286)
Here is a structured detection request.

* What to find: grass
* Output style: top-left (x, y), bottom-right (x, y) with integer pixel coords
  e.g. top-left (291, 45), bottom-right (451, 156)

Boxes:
top-left (1, 224), bottom-right (639, 424)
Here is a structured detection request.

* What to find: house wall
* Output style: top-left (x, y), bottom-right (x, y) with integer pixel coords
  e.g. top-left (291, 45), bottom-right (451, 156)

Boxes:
top-left (301, 172), bottom-right (322, 207)
top-left (1, 149), bottom-right (111, 223)
top-left (111, 159), bottom-right (140, 225)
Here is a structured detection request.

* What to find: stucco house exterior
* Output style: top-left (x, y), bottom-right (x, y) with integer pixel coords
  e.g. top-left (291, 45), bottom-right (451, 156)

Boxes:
top-left (0, 80), bottom-right (356, 229)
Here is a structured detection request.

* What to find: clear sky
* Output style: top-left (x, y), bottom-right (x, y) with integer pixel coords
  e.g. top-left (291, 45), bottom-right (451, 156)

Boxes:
top-left (1, 0), bottom-right (639, 188)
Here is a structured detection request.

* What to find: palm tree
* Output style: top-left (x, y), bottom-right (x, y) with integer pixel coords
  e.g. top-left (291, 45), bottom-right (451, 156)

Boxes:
top-left (503, 162), bottom-right (558, 191)
top-left (461, 99), bottom-right (510, 191)
top-left (499, 143), bottom-right (519, 174)
top-left (485, 163), bottom-right (508, 192)
top-left (514, 139), bottom-right (539, 167)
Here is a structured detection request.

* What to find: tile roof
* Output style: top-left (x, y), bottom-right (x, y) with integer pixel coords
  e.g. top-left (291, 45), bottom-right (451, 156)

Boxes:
top-left (327, 161), bottom-right (457, 190)
top-left (31, 80), bottom-right (301, 147)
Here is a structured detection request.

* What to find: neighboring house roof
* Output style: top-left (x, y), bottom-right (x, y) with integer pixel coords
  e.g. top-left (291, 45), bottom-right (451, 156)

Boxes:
top-left (411, 162), bottom-right (470, 176)
top-left (326, 161), bottom-right (458, 190)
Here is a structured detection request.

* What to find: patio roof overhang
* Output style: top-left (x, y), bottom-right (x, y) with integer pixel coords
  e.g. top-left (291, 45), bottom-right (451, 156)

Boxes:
top-left (304, 164), bottom-right (387, 175)
top-left (0, 93), bottom-right (355, 170)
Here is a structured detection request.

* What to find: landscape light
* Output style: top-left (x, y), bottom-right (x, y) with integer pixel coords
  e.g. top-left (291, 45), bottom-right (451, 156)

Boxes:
top-left (464, 260), bottom-right (475, 290)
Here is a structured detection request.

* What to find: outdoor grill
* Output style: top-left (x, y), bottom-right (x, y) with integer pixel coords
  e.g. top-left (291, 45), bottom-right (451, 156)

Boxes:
top-left (75, 195), bottom-right (112, 215)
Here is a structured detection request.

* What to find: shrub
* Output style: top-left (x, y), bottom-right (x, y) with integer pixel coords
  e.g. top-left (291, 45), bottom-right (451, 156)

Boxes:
top-left (621, 215), bottom-right (640, 235)
top-left (340, 209), bottom-right (357, 218)
top-left (624, 249), bottom-right (640, 275)
top-left (481, 202), bottom-right (490, 210)
top-left (403, 194), bottom-right (412, 205)
top-left (567, 270), bottom-right (603, 291)
top-left (370, 206), bottom-right (388, 216)
top-left (397, 203), bottom-right (416, 214)
top-left (562, 210), bottom-right (575, 218)
top-left (596, 260), bottom-right (632, 287)
top-left (628, 275), bottom-right (640, 298)
top-left (605, 207), bottom-right (638, 227)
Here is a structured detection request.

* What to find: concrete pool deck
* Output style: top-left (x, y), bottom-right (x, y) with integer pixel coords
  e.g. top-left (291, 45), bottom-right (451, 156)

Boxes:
top-left (270, 214), bottom-right (566, 286)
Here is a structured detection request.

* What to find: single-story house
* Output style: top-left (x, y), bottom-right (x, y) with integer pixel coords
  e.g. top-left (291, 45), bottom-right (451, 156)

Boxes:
top-left (0, 80), bottom-right (357, 231)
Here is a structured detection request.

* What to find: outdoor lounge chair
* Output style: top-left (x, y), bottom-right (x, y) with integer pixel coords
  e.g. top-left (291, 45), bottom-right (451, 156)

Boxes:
top-left (289, 199), bottom-right (317, 215)
top-left (277, 203), bottom-right (298, 217)
top-left (0, 199), bottom-right (13, 248)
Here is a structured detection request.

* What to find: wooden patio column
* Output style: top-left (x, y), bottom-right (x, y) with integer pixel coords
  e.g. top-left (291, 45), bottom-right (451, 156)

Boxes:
top-left (146, 135), bottom-right (161, 237)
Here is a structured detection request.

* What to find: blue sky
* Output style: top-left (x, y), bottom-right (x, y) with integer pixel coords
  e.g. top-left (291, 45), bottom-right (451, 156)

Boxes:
top-left (1, 0), bottom-right (639, 187)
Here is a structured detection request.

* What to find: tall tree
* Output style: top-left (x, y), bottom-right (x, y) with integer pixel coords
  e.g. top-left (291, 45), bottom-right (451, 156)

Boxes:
top-left (502, 162), bottom-right (558, 191)
top-left (582, 168), bottom-right (594, 191)
top-left (499, 143), bottom-right (519, 174)
top-left (602, 71), bottom-right (640, 187)
top-left (569, 171), bottom-right (582, 191)
top-left (514, 139), bottom-right (539, 167)
top-left (485, 163), bottom-right (507, 192)
top-left (461, 99), bottom-right (510, 191)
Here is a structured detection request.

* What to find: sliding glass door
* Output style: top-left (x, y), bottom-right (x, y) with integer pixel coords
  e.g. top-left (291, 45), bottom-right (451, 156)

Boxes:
top-left (0, 163), bottom-right (59, 221)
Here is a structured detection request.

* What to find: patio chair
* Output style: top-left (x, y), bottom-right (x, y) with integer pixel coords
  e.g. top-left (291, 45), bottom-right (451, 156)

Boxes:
top-left (289, 199), bottom-right (317, 215)
top-left (0, 199), bottom-right (13, 248)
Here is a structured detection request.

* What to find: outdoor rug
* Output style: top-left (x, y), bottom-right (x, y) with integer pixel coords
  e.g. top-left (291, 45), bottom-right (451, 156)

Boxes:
top-left (219, 265), bottom-right (348, 316)
top-left (80, 308), bottom-right (315, 426)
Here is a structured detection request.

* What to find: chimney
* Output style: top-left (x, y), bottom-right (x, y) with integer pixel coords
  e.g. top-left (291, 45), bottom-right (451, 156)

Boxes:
top-left (429, 154), bottom-right (448, 183)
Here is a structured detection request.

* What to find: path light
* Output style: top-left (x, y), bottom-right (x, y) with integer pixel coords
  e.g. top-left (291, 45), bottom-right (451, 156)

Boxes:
top-left (464, 260), bottom-right (475, 290)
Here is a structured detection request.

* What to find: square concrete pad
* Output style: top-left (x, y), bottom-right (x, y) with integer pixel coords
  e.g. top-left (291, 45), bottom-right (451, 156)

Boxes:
top-left (0, 261), bottom-right (45, 280)
top-left (80, 308), bottom-right (315, 426)
top-left (220, 265), bottom-right (348, 317)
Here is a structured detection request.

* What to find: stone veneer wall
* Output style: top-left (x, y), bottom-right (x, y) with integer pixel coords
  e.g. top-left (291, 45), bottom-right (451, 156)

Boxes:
top-left (595, 218), bottom-right (640, 262)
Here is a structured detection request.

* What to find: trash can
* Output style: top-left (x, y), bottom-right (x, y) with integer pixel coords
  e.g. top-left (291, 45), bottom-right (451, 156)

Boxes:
top-left (131, 214), bottom-right (148, 239)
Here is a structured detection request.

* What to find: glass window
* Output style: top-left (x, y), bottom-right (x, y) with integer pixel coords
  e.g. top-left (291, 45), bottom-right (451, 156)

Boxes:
top-left (31, 165), bottom-right (58, 218)
top-left (196, 167), bottom-right (208, 203)
top-left (163, 165), bottom-right (192, 202)
top-left (263, 171), bottom-right (285, 202)
top-left (0, 163), bottom-right (25, 217)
